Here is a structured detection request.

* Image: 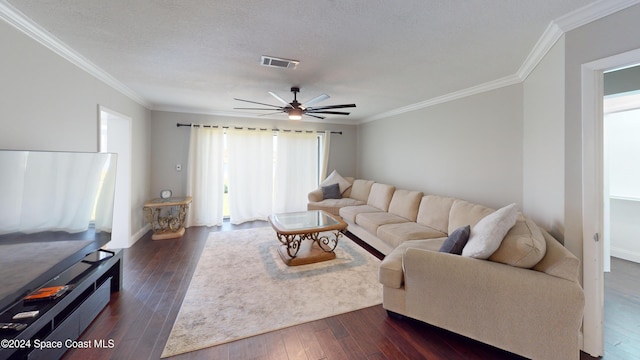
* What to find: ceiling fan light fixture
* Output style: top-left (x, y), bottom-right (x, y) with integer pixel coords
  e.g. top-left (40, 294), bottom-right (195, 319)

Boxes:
top-left (288, 108), bottom-right (303, 120)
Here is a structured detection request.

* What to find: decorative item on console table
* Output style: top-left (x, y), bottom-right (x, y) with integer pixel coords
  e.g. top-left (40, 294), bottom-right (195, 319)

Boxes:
top-left (143, 196), bottom-right (192, 240)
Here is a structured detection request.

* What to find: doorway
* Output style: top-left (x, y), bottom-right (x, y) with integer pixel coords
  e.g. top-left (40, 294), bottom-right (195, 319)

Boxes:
top-left (582, 49), bottom-right (640, 357)
top-left (99, 106), bottom-right (132, 248)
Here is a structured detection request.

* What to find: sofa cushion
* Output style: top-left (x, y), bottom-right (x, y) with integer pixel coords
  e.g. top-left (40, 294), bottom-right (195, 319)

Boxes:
top-left (321, 170), bottom-right (352, 194)
top-left (462, 203), bottom-right (518, 259)
top-left (367, 183), bottom-right (396, 211)
top-left (377, 222), bottom-right (447, 249)
top-left (308, 198), bottom-right (366, 217)
top-left (349, 179), bottom-right (375, 202)
top-left (416, 195), bottom-right (456, 233)
top-left (439, 225), bottom-right (471, 255)
top-left (339, 204), bottom-right (383, 223)
top-left (321, 183), bottom-right (341, 199)
top-left (355, 212), bottom-right (410, 238)
top-left (533, 230), bottom-right (580, 282)
top-left (448, 200), bottom-right (495, 234)
top-left (378, 238), bottom-right (446, 289)
top-left (489, 215), bottom-right (546, 268)
top-left (387, 189), bottom-right (423, 221)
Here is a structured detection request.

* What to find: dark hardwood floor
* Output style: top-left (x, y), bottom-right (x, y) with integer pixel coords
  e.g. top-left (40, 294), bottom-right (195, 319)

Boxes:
top-left (601, 257), bottom-right (640, 360)
top-left (61, 222), bottom-right (638, 360)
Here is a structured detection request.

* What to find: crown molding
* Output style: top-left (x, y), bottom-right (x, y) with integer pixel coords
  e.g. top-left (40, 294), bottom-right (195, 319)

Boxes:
top-left (516, 22), bottom-right (564, 81)
top-left (554, 0), bottom-right (640, 32)
top-left (360, 74), bottom-right (522, 124)
top-left (361, 0), bottom-right (640, 124)
top-left (0, 1), bottom-right (151, 108)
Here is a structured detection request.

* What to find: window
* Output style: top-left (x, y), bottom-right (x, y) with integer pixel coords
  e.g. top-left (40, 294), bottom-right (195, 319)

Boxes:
top-left (223, 129), bottom-right (324, 219)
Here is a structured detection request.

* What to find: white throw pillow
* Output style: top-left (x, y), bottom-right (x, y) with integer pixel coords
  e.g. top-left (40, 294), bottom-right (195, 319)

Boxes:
top-left (320, 170), bottom-right (352, 194)
top-left (462, 203), bottom-right (518, 259)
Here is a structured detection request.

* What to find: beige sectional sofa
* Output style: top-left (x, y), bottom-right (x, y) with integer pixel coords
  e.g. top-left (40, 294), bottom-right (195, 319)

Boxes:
top-left (307, 173), bottom-right (585, 360)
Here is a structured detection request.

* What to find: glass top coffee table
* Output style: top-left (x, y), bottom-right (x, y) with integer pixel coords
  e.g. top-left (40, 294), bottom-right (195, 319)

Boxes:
top-left (268, 210), bottom-right (347, 266)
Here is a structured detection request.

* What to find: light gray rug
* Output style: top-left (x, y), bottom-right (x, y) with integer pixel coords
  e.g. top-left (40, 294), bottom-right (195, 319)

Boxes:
top-left (161, 227), bottom-right (382, 358)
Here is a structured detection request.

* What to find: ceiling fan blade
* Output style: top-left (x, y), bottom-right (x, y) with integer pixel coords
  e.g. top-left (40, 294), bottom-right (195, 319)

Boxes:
top-left (301, 94), bottom-right (329, 108)
top-left (304, 113), bottom-right (325, 120)
top-left (306, 104), bottom-right (356, 111)
top-left (268, 91), bottom-right (292, 107)
top-left (306, 110), bottom-right (351, 115)
top-left (259, 111), bottom-right (286, 117)
top-left (234, 107), bottom-right (284, 110)
top-left (234, 98), bottom-right (282, 108)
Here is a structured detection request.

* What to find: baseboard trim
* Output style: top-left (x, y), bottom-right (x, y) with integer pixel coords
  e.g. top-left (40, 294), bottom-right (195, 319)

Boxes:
top-left (611, 247), bottom-right (640, 264)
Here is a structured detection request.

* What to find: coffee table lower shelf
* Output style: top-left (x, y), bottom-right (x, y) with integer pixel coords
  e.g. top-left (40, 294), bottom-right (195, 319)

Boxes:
top-left (277, 240), bottom-right (337, 266)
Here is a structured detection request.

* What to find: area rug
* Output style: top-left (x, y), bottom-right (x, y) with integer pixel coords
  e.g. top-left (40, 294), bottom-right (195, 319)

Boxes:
top-left (161, 227), bottom-right (382, 358)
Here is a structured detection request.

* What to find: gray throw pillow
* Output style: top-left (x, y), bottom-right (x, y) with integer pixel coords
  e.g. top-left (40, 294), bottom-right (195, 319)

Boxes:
top-left (321, 183), bottom-right (342, 199)
top-left (439, 225), bottom-right (471, 255)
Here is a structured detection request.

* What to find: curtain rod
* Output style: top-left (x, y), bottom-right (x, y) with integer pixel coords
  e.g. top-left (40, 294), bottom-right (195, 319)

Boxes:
top-left (176, 122), bottom-right (342, 135)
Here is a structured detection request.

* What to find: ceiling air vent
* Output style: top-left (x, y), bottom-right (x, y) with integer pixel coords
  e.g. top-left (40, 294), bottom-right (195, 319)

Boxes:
top-left (260, 56), bottom-right (299, 69)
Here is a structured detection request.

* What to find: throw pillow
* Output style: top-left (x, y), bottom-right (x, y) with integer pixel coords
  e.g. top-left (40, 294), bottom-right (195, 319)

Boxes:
top-left (321, 170), bottom-right (352, 194)
top-left (461, 203), bottom-right (518, 259)
top-left (439, 225), bottom-right (471, 255)
top-left (489, 216), bottom-right (546, 268)
top-left (321, 183), bottom-right (342, 199)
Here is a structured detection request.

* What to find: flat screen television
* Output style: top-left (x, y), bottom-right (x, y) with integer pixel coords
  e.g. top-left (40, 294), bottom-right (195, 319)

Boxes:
top-left (0, 150), bottom-right (117, 314)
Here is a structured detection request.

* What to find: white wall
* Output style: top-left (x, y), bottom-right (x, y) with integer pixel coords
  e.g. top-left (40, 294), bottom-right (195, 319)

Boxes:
top-left (357, 83), bottom-right (523, 209)
top-left (149, 111), bottom-right (358, 198)
top-left (0, 19), bottom-right (152, 241)
top-left (610, 198), bottom-right (640, 263)
top-left (605, 108), bottom-right (640, 263)
top-left (522, 37), bottom-right (566, 241)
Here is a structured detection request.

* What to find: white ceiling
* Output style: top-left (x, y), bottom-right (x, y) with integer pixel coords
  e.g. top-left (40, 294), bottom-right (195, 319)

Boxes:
top-left (2, 0), bottom-right (629, 123)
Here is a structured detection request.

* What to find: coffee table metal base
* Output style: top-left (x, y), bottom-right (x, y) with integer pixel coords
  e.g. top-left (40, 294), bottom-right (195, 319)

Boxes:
top-left (275, 231), bottom-right (342, 266)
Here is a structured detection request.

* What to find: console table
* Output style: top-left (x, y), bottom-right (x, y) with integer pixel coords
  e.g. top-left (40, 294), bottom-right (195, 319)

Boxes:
top-left (143, 196), bottom-right (192, 240)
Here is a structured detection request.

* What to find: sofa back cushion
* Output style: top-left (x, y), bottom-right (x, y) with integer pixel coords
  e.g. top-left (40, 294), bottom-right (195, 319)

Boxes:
top-left (367, 183), bottom-right (396, 211)
top-left (349, 179), bottom-right (374, 201)
top-left (387, 189), bottom-right (423, 221)
top-left (342, 177), bottom-right (355, 198)
top-left (448, 200), bottom-right (494, 234)
top-left (489, 215), bottom-right (546, 268)
top-left (416, 195), bottom-right (456, 233)
top-left (533, 231), bottom-right (580, 282)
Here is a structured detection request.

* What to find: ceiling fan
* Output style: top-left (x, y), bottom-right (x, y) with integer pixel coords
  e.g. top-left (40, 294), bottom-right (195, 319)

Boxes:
top-left (234, 87), bottom-right (356, 120)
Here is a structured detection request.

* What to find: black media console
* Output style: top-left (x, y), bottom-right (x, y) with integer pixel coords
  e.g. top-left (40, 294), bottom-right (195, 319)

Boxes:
top-left (0, 249), bottom-right (122, 360)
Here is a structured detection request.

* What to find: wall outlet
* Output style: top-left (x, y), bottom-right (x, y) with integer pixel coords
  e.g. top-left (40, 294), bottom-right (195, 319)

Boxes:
top-left (176, 164), bottom-right (182, 171)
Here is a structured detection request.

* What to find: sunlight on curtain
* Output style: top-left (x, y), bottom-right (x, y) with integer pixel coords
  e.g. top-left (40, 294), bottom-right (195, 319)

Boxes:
top-left (93, 154), bottom-right (117, 233)
top-left (320, 130), bottom-right (331, 182)
top-left (226, 129), bottom-right (274, 224)
top-left (186, 126), bottom-right (224, 227)
top-left (274, 132), bottom-right (319, 213)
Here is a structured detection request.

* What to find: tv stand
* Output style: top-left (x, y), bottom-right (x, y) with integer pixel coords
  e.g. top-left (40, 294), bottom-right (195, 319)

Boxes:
top-left (0, 249), bottom-right (122, 360)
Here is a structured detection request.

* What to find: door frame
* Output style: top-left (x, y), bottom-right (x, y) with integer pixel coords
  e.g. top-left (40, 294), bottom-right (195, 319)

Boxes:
top-left (581, 47), bottom-right (640, 357)
top-left (98, 105), bottom-right (133, 248)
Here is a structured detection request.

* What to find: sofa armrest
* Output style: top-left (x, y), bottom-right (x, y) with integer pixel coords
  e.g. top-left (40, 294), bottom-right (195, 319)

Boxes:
top-left (401, 248), bottom-right (584, 360)
top-left (308, 188), bottom-right (324, 202)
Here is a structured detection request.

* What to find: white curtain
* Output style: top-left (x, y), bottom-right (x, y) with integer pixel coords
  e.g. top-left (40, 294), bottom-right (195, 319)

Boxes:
top-left (226, 129), bottom-right (274, 224)
top-left (186, 126), bottom-right (225, 227)
top-left (274, 131), bottom-right (319, 213)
